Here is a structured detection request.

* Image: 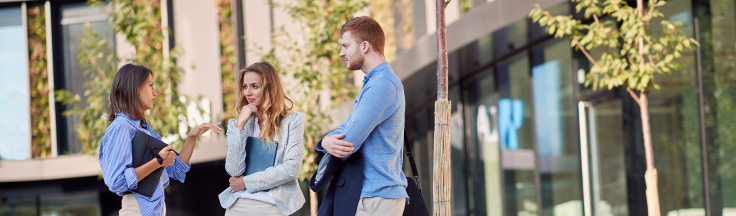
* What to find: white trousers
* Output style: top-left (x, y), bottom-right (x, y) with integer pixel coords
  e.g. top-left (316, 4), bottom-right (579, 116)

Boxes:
top-left (225, 198), bottom-right (286, 216)
top-left (355, 197), bottom-right (406, 216)
top-left (119, 194), bottom-right (166, 216)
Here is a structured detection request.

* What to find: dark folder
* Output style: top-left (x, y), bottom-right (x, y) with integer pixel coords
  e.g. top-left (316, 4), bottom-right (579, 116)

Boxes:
top-left (243, 137), bottom-right (278, 176)
top-left (130, 130), bottom-right (172, 197)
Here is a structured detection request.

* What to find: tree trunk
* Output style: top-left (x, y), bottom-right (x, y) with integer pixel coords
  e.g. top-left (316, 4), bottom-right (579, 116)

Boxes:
top-left (638, 92), bottom-right (661, 216)
top-left (635, 0), bottom-right (661, 214)
top-left (433, 101), bottom-right (451, 216)
top-left (310, 190), bottom-right (318, 216)
top-left (435, 0), bottom-right (448, 101)
top-left (308, 136), bottom-right (318, 216)
top-left (433, 0), bottom-right (451, 215)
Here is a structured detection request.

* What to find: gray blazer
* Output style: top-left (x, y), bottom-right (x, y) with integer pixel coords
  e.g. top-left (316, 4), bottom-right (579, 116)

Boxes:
top-left (218, 112), bottom-right (306, 215)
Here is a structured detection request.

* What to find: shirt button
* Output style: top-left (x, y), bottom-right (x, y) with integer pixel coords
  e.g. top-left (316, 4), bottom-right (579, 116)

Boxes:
top-left (352, 120), bottom-right (355, 123)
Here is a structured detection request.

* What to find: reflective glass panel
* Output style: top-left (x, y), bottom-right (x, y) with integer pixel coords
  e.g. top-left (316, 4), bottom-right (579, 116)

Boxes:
top-left (532, 38), bottom-right (581, 216)
top-left (498, 52), bottom-right (539, 216)
top-left (649, 0), bottom-right (705, 214)
top-left (0, 6), bottom-right (31, 161)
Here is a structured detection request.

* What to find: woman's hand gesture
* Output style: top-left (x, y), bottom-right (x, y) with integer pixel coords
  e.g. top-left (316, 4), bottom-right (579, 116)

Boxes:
top-left (187, 122), bottom-right (223, 138)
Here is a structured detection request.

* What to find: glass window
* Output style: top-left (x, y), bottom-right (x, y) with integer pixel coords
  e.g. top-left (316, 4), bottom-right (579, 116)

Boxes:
top-left (497, 52), bottom-right (539, 216)
top-left (449, 88), bottom-right (468, 216)
top-left (0, 6), bottom-right (32, 161)
top-left (493, 19), bottom-right (527, 58)
top-left (707, 0), bottom-right (736, 214)
top-left (39, 192), bottom-right (99, 215)
top-left (0, 192), bottom-right (99, 215)
top-left (498, 53), bottom-right (533, 151)
top-left (647, 0), bottom-right (705, 215)
top-left (413, 105), bottom-right (435, 215)
top-left (529, 2), bottom-right (570, 42)
top-left (531, 38), bottom-right (581, 216)
top-left (0, 195), bottom-right (37, 215)
top-left (463, 68), bottom-right (503, 216)
top-left (458, 33), bottom-right (492, 77)
top-left (57, 3), bottom-right (115, 154)
top-left (478, 33), bottom-right (492, 66)
top-left (588, 100), bottom-right (629, 216)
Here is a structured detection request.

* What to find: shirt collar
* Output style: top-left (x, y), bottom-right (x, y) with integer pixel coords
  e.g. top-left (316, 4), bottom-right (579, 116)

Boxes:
top-left (116, 112), bottom-right (150, 129)
top-left (362, 62), bottom-right (391, 84)
top-left (254, 117), bottom-right (260, 131)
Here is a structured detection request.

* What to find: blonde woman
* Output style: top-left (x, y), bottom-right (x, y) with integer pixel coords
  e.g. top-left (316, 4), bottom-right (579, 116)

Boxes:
top-left (218, 62), bottom-right (305, 215)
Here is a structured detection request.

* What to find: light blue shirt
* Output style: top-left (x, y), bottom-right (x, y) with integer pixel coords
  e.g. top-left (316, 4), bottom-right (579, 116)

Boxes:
top-left (317, 62), bottom-right (409, 200)
top-left (99, 114), bottom-right (191, 216)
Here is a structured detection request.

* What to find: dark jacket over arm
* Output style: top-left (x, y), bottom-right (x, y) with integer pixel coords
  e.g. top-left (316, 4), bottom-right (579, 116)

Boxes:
top-left (309, 140), bottom-right (364, 216)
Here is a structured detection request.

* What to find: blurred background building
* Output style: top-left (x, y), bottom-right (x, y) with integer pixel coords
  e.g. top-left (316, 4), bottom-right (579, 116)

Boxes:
top-left (1, 0), bottom-right (736, 215)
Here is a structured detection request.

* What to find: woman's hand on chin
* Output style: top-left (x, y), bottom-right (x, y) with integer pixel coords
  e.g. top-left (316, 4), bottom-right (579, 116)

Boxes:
top-left (236, 104), bottom-right (257, 130)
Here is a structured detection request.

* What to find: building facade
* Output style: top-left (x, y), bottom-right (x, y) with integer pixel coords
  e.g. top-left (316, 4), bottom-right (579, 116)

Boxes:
top-left (396, 0), bottom-right (736, 215)
top-left (2, 0), bottom-right (736, 215)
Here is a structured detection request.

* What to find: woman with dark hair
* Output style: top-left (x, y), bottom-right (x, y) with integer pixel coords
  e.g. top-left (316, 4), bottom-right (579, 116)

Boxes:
top-left (99, 63), bottom-right (222, 216)
top-left (218, 62), bottom-right (305, 215)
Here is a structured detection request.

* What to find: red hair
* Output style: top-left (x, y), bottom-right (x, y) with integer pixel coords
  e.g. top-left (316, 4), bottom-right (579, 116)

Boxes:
top-left (340, 16), bottom-right (386, 55)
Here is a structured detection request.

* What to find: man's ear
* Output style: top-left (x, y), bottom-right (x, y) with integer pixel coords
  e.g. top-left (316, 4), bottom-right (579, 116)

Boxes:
top-left (361, 41), bottom-right (371, 54)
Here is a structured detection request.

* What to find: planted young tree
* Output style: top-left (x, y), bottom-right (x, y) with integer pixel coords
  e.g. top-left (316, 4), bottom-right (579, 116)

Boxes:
top-left (56, 0), bottom-right (205, 154)
top-left (434, 0), bottom-right (452, 215)
top-left (529, 0), bottom-right (698, 215)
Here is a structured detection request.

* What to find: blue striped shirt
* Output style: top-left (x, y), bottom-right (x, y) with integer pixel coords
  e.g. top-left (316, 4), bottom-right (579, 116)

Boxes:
top-left (317, 62), bottom-right (409, 200)
top-left (99, 113), bottom-right (191, 216)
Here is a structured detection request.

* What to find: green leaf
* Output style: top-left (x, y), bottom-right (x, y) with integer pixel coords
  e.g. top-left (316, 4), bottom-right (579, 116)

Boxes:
top-left (653, 44), bottom-right (663, 51)
top-left (664, 54), bottom-right (674, 62)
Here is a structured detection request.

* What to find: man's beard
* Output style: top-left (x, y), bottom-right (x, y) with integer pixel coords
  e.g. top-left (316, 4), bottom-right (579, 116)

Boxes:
top-left (346, 50), bottom-right (364, 71)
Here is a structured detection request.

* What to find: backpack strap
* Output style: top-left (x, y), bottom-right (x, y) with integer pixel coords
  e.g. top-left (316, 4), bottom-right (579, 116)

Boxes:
top-left (404, 130), bottom-right (420, 179)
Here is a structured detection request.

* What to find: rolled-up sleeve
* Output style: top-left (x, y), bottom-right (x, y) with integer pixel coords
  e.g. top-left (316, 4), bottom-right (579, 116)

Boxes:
top-left (99, 124), bottom-right (139, 195)
top-left (166, 154), bottom-right (191, 182)
top-left (315, 120), bottom-right (347, 153)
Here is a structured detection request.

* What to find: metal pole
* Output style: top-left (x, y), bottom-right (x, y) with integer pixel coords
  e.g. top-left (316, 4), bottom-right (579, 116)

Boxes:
top-left (45, 0), bottom-right (57, 158)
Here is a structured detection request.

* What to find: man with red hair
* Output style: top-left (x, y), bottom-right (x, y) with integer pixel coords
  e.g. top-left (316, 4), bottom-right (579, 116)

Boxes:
top-left (317, 16), bottom-right (409, 216)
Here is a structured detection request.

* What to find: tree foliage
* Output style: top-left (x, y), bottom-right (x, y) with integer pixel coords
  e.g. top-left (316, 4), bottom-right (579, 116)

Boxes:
top-left (55, 24), bottom-right (119, 154)
top-left (27, 4), bottom-right (52, 158)
top-left (530, 1), bottom-right (700, 215)
top-left (216, 0), bottom-right (237, 120)
top-left (369, 0), bottom-right (396, 62)
top-left (529, 0), bottom-right (698, 92)
top-left (56, 0), bottom-right (204, 154)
